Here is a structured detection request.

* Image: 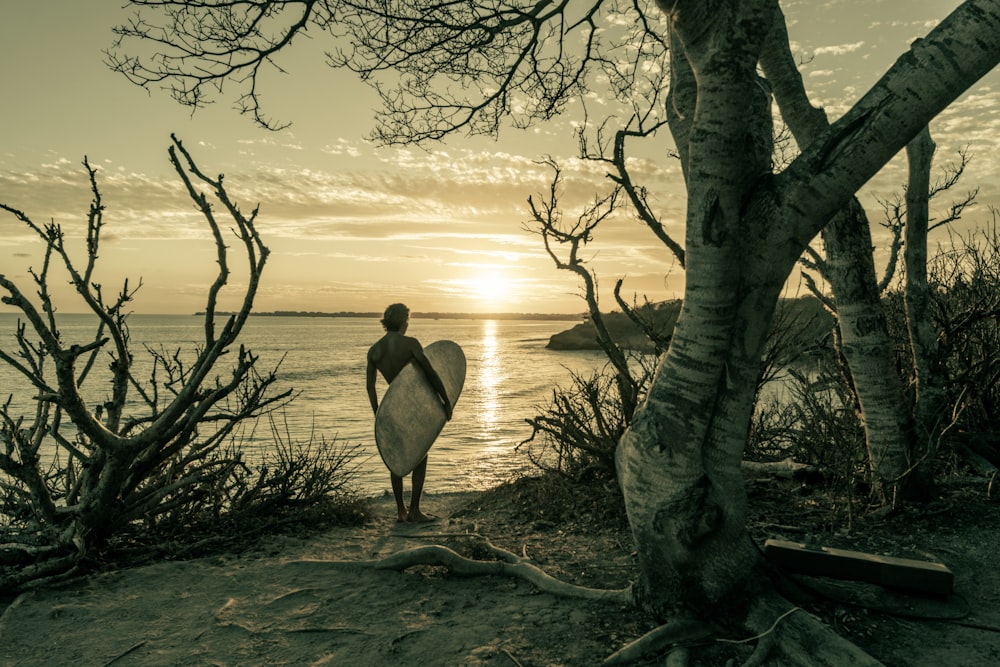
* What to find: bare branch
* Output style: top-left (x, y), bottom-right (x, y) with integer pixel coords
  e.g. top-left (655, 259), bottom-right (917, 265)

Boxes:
top-left (104, 1), bottom-right (671, 144)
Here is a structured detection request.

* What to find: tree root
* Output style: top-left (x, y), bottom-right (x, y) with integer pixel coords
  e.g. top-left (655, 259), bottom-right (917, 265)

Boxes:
top-left (0, 553), bottom-right (83, 593)
top-left (290, 539), bottom-right (631, 604)
top-left (741, 592), bottom-right (884, 666)
top-left (604, 598), bottom-right (885, 667)
top-left (291, 536), bottom-right (884, 667)
top-left (602, 615), bottom-right (711, 665)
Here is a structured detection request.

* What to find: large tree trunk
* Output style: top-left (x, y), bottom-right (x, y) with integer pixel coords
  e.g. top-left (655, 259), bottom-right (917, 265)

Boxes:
top-left (619, 0), bottom-right (1000, 638)
top-left (616, 0), bottom-right (787, 616)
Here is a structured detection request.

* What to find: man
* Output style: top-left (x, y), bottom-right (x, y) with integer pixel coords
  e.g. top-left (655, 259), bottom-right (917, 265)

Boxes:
top-left (366, 303), bottom-right (453, 522)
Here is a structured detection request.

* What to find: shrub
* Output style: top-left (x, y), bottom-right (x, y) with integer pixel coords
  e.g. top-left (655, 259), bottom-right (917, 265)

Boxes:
top-left (0, 137), bottom-right (365, 592)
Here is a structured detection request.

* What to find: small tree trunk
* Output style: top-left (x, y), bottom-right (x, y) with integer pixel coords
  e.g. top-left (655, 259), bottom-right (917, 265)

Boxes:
top-left (822, 206), bottom-right (915, 502)
top-left (904, 126), bottom-right (947, 492)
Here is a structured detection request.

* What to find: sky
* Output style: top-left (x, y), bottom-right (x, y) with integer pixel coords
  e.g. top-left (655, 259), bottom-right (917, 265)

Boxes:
top-left (1, 0), bottom-right (998, 316)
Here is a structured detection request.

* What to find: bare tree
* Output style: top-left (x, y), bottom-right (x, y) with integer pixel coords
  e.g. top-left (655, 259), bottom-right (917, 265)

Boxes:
top-left (107, 0), bottom-right (1000, 663)
top-left (899, 127), bottom-right (950, 488)
top-left (0, 136), bottom-right (295, 591)
top-left (525, 160), bottom-right (639, 421)
top-left (899, 132), bottom-right (990, 472)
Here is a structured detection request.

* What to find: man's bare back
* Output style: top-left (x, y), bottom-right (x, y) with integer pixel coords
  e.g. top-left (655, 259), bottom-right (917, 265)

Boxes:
top-left (366, 331), bottom-right (453, 419)
top-left (367, 332), bottom-right (426, 384)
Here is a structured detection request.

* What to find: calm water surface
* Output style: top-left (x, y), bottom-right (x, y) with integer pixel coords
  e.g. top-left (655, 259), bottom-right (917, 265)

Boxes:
top-left (0, 314), bottom-right (606, 496)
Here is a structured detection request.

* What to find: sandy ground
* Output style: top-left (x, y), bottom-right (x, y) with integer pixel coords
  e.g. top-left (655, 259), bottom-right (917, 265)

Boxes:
top-left (0, 491), bottom-right (644, 667)
top-left (1, 478), bottom-right (999, 666)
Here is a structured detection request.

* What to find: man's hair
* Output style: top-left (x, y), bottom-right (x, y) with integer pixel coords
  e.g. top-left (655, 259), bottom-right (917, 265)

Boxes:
top-left (381, 303), bottom-right (410, 332)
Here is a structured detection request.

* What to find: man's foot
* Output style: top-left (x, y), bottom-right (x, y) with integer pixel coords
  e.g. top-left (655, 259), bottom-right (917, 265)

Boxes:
top-left (397, 511), bottom-right (409, 523)
top-left (406, 510), bottom-right (437, 523)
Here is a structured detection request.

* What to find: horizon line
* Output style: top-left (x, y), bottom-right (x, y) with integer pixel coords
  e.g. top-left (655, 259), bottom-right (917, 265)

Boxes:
top-left (195, 310), bottom-right (587, 320)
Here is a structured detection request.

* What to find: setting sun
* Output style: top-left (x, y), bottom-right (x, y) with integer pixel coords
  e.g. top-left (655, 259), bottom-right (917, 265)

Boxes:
top-left (468, 271), bottom-right (510, 307)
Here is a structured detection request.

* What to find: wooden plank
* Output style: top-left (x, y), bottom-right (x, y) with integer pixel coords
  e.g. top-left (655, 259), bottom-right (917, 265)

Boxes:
top-left (763, 538), bottom-right (953, 596)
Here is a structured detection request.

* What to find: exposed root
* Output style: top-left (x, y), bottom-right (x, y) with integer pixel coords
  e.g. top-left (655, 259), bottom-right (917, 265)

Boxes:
top-left (290, 534), bottom-right (885, 667)
top-left (290, 542), bottom-right (631, 603)
top-left (665, 646), bottom-right (689, 666)
top-left (602, 614), bottom-right (711, 665)
top-left (742, 592), bottom-right (885, 666)
top-left (603, 598), bottom-right (885, 667)
top-left (2, 555), bottom-right (83, 593)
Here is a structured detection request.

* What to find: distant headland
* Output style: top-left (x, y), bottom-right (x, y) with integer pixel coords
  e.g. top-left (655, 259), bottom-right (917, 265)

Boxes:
top-left (194, 310), bottom-right (585, 322)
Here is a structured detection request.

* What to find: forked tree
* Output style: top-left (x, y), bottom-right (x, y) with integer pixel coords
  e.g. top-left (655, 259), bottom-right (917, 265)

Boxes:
top-left (0, 136), bottom-right (291, 591)
top-left (107, 1), bottom-right (1000, 663)
top-left (756, 18), bottom-right (913, 503)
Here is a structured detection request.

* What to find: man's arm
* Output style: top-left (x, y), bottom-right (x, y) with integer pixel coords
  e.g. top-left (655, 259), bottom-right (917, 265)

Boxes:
top-left (366, 354), bottom-right (380, 416)
top-left (412, 347), bottom-right (453, 420)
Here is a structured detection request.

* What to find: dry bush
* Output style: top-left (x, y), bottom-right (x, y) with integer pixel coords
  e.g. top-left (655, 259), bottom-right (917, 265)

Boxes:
top-left (519, 368), bottom-right (639, 481)
top-left (0, 137), bottom-right (364, 592)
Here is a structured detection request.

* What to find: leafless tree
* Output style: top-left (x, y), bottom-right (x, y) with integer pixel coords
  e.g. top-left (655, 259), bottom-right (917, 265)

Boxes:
top-left (525, 160), bottom-right (639, 419)
top-left (0, 136), bottom-right (307, 591)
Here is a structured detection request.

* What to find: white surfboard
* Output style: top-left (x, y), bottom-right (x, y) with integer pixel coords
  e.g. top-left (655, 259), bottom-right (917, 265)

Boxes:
top-left (374, 340), bottom-right (466, 477)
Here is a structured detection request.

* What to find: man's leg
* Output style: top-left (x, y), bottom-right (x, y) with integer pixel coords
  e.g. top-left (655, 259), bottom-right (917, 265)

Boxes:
top-left (407, 457), bottom-right (430, 522)
top-left (391, 472), bottom-right (407, 522)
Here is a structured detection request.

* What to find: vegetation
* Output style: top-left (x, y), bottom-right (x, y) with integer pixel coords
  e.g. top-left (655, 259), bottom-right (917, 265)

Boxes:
top-left (0, 137), bottom-right (366, 593)
top-left (524, 296), bottom-right (836, 481)
top-left (533, 191), bottom-right (1000, 524)
top-left (886, 221), bottom-right (1000, 466)
top-left (104, 1), bottom-right (1000, 664)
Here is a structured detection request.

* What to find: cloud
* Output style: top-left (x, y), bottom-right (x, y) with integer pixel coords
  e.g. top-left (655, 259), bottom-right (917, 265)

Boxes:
top-left (1, 121), bottom-right (686, 316)
top-left (813, 42), bottom-right (865, 58)
top-left (3, 144), bottom-right (670, 260)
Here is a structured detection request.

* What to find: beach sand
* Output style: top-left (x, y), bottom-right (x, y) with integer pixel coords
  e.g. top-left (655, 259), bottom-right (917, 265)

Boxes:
top-left (0, 490), bottom-right (644, 666)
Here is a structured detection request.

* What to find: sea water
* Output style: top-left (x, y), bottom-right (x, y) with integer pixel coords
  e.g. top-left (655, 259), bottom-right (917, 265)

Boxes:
top-left (0, 313), bottom-right (608, 496)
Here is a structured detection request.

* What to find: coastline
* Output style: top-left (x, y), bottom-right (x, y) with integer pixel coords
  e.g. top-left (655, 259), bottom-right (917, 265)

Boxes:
top-left (194, 310), bottom-right (586, 321)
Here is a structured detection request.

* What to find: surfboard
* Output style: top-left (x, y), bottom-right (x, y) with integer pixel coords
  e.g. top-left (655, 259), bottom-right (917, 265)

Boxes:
top-left (374, 340), bottom-right (466, 477)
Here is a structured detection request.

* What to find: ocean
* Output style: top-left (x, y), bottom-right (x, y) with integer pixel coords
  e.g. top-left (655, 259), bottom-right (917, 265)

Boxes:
top-left (0, 313), bottom-right (609, 496)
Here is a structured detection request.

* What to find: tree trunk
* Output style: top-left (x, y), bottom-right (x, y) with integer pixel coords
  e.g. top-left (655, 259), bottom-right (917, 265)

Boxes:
top-left (760, 9), bottom-right (914, 504)
top-left (823, 206), bottom-right (915, 502)
top-left (617, 0), bottom-right (785, 616)
top-left (620, 0), bottom-right (1000, 633)
top-left (904, 126), bottom-right (947, 491)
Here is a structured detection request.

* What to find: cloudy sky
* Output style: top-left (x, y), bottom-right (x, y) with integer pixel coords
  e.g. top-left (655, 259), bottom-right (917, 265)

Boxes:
top-left (2, 0), bottom-right (997, 315)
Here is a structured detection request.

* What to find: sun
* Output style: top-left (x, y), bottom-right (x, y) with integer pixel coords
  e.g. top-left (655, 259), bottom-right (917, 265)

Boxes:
top-left (467, 271), bottom-right (509, 308)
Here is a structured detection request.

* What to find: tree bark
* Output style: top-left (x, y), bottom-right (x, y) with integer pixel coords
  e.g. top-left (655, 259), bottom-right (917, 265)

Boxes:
top-left (760, 8), bottom-right (914, 503)
top-left (617, 0), bottom-right (784, 616)
top-left (904, 126), bottom-right (947, 488)
top-left (619, 0), bottom-right (1000, 625)
top-left (823, 204), bottom-right (914, 500)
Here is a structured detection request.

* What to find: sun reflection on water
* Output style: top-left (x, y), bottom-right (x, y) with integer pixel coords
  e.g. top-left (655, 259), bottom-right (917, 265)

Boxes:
top-left (477, 319), bottom-right (501, 437)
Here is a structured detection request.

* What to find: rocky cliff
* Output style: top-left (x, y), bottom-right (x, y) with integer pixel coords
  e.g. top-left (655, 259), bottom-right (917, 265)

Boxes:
top-left (546, 301), bottom-right (681, 351)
